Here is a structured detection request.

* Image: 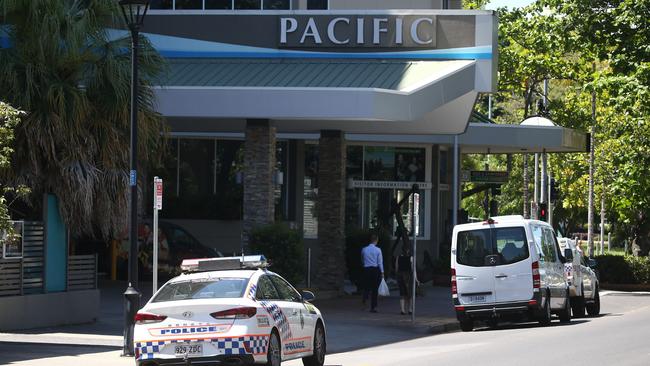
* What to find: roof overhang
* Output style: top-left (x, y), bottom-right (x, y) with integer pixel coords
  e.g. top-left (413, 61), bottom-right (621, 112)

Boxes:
top-left (154, 59), bottom-right (479, 134)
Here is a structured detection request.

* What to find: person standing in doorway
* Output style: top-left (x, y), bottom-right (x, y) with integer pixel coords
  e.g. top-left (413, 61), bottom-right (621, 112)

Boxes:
top-left (361, 233), bottom-right (384, 313)
top-left (396, 245), bottom-right (417, 315)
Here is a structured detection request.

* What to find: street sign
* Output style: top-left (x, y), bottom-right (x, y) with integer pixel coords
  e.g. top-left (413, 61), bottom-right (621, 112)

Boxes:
top-left (463, 170), bottom-right (509, 184)
top-left (154, 177), bottom-right (163, 210)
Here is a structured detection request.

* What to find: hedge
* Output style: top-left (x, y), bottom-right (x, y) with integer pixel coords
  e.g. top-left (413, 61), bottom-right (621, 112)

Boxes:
top-left (595, 254), bottom-right (650, 285)
top-left (249, 223), bottom-right (305, 285)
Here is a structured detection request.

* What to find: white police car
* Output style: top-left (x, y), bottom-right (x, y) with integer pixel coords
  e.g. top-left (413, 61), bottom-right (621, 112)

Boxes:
top-left (133, 255), bottom-right (326, 366)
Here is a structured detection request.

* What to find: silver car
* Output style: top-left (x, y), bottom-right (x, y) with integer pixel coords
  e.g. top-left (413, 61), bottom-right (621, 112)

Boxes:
top-left (558, 238), bottom-right (600, 317)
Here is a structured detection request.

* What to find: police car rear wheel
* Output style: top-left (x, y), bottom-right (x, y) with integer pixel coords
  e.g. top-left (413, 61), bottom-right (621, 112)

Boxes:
top-left (266, 331), bottom-right (281, 366)
top-left (302, 323), bottom-right (325, 366)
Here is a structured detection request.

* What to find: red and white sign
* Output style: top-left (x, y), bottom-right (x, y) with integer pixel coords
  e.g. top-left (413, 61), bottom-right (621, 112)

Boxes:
top-left (154, 177), bottom-right (163, 210)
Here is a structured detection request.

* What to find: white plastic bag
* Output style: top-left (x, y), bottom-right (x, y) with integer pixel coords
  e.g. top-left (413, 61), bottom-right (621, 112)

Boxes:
top-left (378, 278), bottom-right (390, 297)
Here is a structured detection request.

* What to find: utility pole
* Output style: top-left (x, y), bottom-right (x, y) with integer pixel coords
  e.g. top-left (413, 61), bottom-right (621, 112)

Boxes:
top-left (533, 153), bottom-right (539, 219)
top-left (600, 193), bottom-right (605, 255)
top-left (523, 154), bottom-right (529, 219)
top-left (587, 65), bottom-right (596, 258)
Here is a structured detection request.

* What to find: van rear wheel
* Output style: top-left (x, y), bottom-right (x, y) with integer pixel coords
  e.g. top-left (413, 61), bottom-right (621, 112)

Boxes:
top-left (459, 319), bottom-right (474, 332)
top-left (559, 292), bottom-right (572, 323)
top-left (586, 287), bottom-right (600, 316)
top-left (538, 294), bottom-right (551, 326)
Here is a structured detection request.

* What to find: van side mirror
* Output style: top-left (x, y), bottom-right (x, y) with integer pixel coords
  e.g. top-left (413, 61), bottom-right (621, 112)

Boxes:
top-left (563, 248), bottom-right (574, 262)
top-left (301, 290), bottom-right (315, 302)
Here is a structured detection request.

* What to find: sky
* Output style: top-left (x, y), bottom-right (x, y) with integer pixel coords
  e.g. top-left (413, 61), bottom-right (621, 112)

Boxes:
top-left (485, 0), bottom-right (536, 10)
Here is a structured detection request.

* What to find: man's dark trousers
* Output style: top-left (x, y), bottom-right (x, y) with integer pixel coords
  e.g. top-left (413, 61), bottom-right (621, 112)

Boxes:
top-left (362, 266), bottom-right (382, 310)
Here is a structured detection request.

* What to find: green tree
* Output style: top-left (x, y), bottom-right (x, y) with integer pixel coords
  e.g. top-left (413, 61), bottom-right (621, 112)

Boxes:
top-left (0, 102), bottom-right (26, 233)
top-left (0, 0), bottom-right (167, 239)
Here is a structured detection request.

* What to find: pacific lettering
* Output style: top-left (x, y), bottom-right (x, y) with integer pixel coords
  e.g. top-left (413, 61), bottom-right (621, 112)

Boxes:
top-left (280, 16), bottom-right (436, 47)
top-left (411, 18), bottom-right (434, 45)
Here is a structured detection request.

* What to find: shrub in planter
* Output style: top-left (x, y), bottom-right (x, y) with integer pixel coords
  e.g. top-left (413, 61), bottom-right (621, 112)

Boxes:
top-left (249, 223), bottom-right (305, 285)
top-left (594, 255), bottom-right (635, 284)
top-left (345, 228), bottom-right (391, 288)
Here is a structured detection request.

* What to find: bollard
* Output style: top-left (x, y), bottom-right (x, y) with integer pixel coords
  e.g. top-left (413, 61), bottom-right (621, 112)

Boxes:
top-left (122, 285), bottom-right (141, 356)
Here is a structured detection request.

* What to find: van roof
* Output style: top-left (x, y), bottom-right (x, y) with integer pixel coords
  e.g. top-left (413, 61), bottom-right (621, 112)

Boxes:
top-left (453, 215), bottom-right (550, 231)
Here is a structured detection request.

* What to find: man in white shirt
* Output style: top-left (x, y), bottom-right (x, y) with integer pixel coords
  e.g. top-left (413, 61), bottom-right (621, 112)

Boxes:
top-left (361, 233), bottom-right (384, 312)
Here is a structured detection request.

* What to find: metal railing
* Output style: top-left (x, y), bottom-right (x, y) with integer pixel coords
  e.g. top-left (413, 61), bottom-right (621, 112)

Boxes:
top-left (0, 222), bottom-right (44, 296)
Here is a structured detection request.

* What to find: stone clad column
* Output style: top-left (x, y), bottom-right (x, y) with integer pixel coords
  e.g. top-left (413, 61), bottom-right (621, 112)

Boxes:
top-left (316, 130), bottom-right (346, 292)
top-left (243, 119), bottom-right (276, 243)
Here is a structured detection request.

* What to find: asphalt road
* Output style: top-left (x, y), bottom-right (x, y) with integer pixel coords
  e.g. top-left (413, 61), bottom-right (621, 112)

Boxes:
top-left (1, 291), bottom-right (648, 365)
top-left (286, 291), bottom-right (650, 366)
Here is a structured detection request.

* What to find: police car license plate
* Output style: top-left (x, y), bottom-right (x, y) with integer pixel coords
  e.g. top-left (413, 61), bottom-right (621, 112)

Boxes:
top-left (174, 343), bottom-right (203, 357)
top-left (466, 295), bottom-right (486, 303)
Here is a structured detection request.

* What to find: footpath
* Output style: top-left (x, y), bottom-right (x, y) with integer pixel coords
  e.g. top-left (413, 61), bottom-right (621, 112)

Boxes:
top-left (0, 281), bottom-right (458, 364)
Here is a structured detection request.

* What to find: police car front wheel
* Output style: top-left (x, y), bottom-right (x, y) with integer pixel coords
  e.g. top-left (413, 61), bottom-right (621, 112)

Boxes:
top-left (302, 323), bottom-right (326, 366)
top-left (266, 331), bottom-right (281, 366)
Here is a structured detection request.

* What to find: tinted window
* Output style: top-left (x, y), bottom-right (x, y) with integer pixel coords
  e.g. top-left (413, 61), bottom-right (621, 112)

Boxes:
top-left (495, 227), bottom-right (529, 264)
top-left (269, 276), bottom-right (302, 302)
top-left (456, 227), bottom-right (529, 267)
top-left (206, 0), bottom-right (232, 8)
top-left (543, 229), bottom-right (559, 262)
top-left (457, 229), bottom-right (491, 267)
top-left (256, 276), bottom-right (280, 300)
top-left (153, 278), bottom-right (248, 302)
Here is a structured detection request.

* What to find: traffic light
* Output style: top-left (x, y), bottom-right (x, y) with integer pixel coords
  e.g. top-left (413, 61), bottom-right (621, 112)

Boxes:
top-left (538, 203), bottom-right (548, 221)
top-left (550, 178), bottom-right (559, 201)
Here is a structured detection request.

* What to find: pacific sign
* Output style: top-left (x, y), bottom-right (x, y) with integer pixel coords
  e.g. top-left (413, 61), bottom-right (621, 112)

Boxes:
top-left (279, 15), bottom-right (437, 48)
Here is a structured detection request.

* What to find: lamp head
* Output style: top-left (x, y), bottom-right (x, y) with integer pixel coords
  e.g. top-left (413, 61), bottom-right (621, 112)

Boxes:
top-left (119, 0), bottom-right (150, 30)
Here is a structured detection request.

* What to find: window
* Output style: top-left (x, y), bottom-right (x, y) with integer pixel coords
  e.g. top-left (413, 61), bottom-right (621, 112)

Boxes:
top-left (269, 275), bottom-right (302, 302)
top-left (307, 0), bottom-right (327, 9)
top-left (206, 0), bottom-right (232, 9)
top-left (235, 0), bottom-right (261, 9)
top-left (543, 228), bottom-right (559, 262)
top-left (175, 0), bottom-right (202, 9)
top-left (456, 227), bottom-right (529, 267)
top-left (264, 0), bottom-right (289, 9)
top-left (256, 275), bottom-right (280, 300)
top-left (150, 0), bottom-right (173, 9)
top-left (153, 278), bottom-right (248, 302)
top-left (456, 229), bottom-right (491, 267)
top-left (495, 227), bottom-right (529, 265)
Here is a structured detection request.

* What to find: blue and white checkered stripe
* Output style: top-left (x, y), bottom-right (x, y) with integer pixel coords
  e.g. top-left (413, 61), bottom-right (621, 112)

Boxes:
top-left (135, 335), bottom-right (270, 360)
top-left (247, 335), bottom-right (269, 355)
top-left (259, 301), bottom-right (292, 340)
top-left (136, 340), bottom-right (167, 360)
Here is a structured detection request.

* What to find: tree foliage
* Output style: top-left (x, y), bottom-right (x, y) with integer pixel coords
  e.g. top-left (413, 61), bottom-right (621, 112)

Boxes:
top-left (0, 102), bottom-right (25, 233)
top-left (0, 0), bottom-right (167, 239)
top-left (466, 0), bottom-right (650, 254)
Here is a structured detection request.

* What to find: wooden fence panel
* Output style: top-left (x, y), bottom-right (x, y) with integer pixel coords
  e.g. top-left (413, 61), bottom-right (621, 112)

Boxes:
top-left (67, 255), bottom-right (97, 291)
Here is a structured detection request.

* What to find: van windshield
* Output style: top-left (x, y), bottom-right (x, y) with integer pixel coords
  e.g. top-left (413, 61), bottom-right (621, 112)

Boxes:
top-left (457, 227), bottom-right (529, 267)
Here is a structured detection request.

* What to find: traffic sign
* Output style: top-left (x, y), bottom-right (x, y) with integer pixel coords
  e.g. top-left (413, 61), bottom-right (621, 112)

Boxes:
top-left (154, 177), bottom-right (163, 210)
top-left (463, 170), bottom-right (509, 184)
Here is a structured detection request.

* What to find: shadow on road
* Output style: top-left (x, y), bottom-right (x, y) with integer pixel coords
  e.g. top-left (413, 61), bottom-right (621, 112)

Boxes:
top-left (0, 342), bottom-right (120, 364)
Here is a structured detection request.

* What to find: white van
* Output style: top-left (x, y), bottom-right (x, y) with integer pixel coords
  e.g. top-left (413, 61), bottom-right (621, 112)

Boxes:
top-left (451, 216), bottom-right (572, 331)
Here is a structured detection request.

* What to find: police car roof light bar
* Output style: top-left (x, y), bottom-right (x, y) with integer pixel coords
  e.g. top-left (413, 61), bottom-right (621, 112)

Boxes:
top-left (181, 255), bottom-right (268, 272)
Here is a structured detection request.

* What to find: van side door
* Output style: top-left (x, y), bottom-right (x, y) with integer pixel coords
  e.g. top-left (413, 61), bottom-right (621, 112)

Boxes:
top-left (454, 228), bottom-right (496, 306)
top-left (493, 227), bottom-right (533, 303)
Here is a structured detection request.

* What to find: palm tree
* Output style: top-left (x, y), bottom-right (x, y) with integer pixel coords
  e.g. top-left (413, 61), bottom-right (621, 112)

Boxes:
top-left (0, 0), bottom-right (167, 239)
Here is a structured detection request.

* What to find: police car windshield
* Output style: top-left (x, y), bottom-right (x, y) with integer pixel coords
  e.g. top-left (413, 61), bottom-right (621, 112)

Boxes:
top-left (153, 278), bottom-right (248, 302)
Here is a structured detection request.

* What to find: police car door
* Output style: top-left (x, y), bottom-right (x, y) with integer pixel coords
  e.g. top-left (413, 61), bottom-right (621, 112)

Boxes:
top-left (269, 275), bottom-right (311, 358)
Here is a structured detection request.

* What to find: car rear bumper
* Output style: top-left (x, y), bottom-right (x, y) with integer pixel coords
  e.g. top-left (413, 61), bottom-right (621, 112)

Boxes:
top-left (455, 292), bottom-right (543, 321)
top-left (136, 354), bottom-right (255, 366)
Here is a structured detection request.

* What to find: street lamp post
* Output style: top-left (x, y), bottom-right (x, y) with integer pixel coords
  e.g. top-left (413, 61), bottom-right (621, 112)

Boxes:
top-left (118, 0), bottom-right (149, 357)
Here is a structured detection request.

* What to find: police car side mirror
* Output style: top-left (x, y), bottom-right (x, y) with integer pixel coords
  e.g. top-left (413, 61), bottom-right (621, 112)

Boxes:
top-left (588, 258), bottom-right (597, 268)
top-left (301, 290), bottom-right (315, 302)
top-left (564, 248), bottom-right (574, 262)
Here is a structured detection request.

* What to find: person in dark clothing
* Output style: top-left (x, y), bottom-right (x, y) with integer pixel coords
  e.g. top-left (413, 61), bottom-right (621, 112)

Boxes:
top-left (395, 245), bottom-right (417, 315)
top-left (361, 233), bottom-right (384, 313)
